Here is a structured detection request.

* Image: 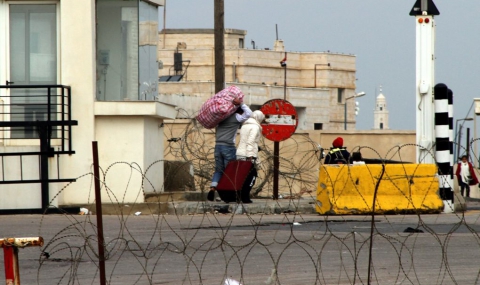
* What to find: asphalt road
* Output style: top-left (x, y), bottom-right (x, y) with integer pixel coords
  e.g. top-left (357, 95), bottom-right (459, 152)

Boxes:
top-left (1, 210), bottom-right (480, 285)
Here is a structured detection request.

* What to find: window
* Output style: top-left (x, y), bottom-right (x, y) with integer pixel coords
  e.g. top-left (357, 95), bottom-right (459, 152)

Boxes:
top-left (314, 123), bottom-right (323, 130)
top-left (380, 123), bottom-right (384, 129)
top-left (239, 38), bottom-right (244, 48)
top-left (9, 4), bottom-right (57, 138)
top-left (380, 107), bottom-right (383, 111)
top-left (337, 88), bottom-right (344, 103)
top-left (96, 0), bottom-right (158, 101)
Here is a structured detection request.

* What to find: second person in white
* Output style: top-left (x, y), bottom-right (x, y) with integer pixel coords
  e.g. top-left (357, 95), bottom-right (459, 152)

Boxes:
top-left (236, 110), bottom-right (265, 162)
top-left (235, 110), bottom-right (265, 203)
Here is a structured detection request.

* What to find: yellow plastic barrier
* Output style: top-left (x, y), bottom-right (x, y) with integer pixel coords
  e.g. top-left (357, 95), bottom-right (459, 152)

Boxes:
top-left (316, 164), bottom-right (444, 215)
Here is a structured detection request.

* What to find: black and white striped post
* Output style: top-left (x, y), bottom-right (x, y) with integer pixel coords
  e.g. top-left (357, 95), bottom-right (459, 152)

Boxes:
top-left (434, 83), bottom-right (454, 213)
top-left (448, 88), bottom-right (454, 192)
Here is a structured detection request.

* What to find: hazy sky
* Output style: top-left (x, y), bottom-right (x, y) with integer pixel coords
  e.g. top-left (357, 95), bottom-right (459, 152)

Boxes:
top-left (159, 0), bottom-right (480, 131)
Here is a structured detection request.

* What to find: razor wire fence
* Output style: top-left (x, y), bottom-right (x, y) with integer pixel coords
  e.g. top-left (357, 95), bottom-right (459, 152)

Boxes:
top-left (3, 115), bottom-right (480, 284)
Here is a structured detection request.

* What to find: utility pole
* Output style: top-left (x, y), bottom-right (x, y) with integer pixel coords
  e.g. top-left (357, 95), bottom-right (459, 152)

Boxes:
top-left (214, 0), bottom-right (225, 93)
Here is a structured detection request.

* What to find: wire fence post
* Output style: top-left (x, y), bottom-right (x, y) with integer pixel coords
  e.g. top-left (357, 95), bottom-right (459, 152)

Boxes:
top-left (92, 141), bottom-right (106, 285)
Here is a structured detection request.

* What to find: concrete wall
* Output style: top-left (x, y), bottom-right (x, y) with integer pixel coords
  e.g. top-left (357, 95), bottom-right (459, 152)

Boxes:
top-left (317, 164), bottom-right (443, 214)
top-left (89, 101), bottom-right (177, 203)
top-left (316, 130), bottom-right (417, 163)
top-left (163, 122), bottom-right (417, 164)
top-left (94, 115), bottom-right (165, 203)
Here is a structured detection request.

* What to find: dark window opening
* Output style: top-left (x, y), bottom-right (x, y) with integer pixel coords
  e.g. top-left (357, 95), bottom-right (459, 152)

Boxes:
top-left (337, 88), bottom-right (344, 103)
top-left (314, 123), bottom-right (323, 130)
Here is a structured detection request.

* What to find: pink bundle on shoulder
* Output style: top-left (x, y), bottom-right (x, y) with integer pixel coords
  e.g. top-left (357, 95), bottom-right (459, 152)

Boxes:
top-left (196, 85), bottom-right (245, 129)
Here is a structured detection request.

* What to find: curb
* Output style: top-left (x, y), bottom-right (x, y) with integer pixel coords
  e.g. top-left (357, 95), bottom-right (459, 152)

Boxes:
top-left (73, 198), bottom-right (318, 216)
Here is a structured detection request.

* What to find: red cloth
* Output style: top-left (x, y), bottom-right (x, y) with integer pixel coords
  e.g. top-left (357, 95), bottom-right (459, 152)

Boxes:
top-left (455, 161), bottom-right (479, 185)
top-left (196, 85), bottom-right (245, 129)
top-left (332, 137), bottom-right (343, 148)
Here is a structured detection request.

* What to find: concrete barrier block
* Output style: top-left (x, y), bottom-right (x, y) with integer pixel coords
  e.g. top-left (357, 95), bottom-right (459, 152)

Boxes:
top-left (316, 164), bottom-right (444, 215)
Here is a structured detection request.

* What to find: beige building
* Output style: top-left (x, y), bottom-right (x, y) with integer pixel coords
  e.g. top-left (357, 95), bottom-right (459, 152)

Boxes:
top-left (157, 29), bottom-right (358, 131)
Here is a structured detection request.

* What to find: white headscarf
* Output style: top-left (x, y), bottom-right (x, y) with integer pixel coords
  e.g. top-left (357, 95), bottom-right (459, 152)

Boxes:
top-left (252, 110), bottom-right (265, 124)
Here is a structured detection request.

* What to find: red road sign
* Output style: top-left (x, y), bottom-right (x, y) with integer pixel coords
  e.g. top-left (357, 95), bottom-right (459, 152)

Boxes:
top-left (260, 99), bottom-right (298, 142)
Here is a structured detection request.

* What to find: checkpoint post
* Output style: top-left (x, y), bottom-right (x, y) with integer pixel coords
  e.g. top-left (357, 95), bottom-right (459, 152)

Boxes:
top-left (260, 99), bottom-right (298, 199)
top-left (1, 237), bottom-right (44, 285)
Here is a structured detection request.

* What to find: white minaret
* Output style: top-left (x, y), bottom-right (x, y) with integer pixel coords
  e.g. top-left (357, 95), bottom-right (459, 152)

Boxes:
top-left (373, 86), bottom-right (389, 130)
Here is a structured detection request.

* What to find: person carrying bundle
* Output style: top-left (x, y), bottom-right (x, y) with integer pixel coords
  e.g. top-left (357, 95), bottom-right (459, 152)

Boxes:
top-left (203, 90), bottom-right (252, 201)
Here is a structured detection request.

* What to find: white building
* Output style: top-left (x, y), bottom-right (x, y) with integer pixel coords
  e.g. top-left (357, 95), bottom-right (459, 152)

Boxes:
top-left (373, 87), bottom-right (389, 130)
top-left (0, 0), bottom-right (175, 212)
